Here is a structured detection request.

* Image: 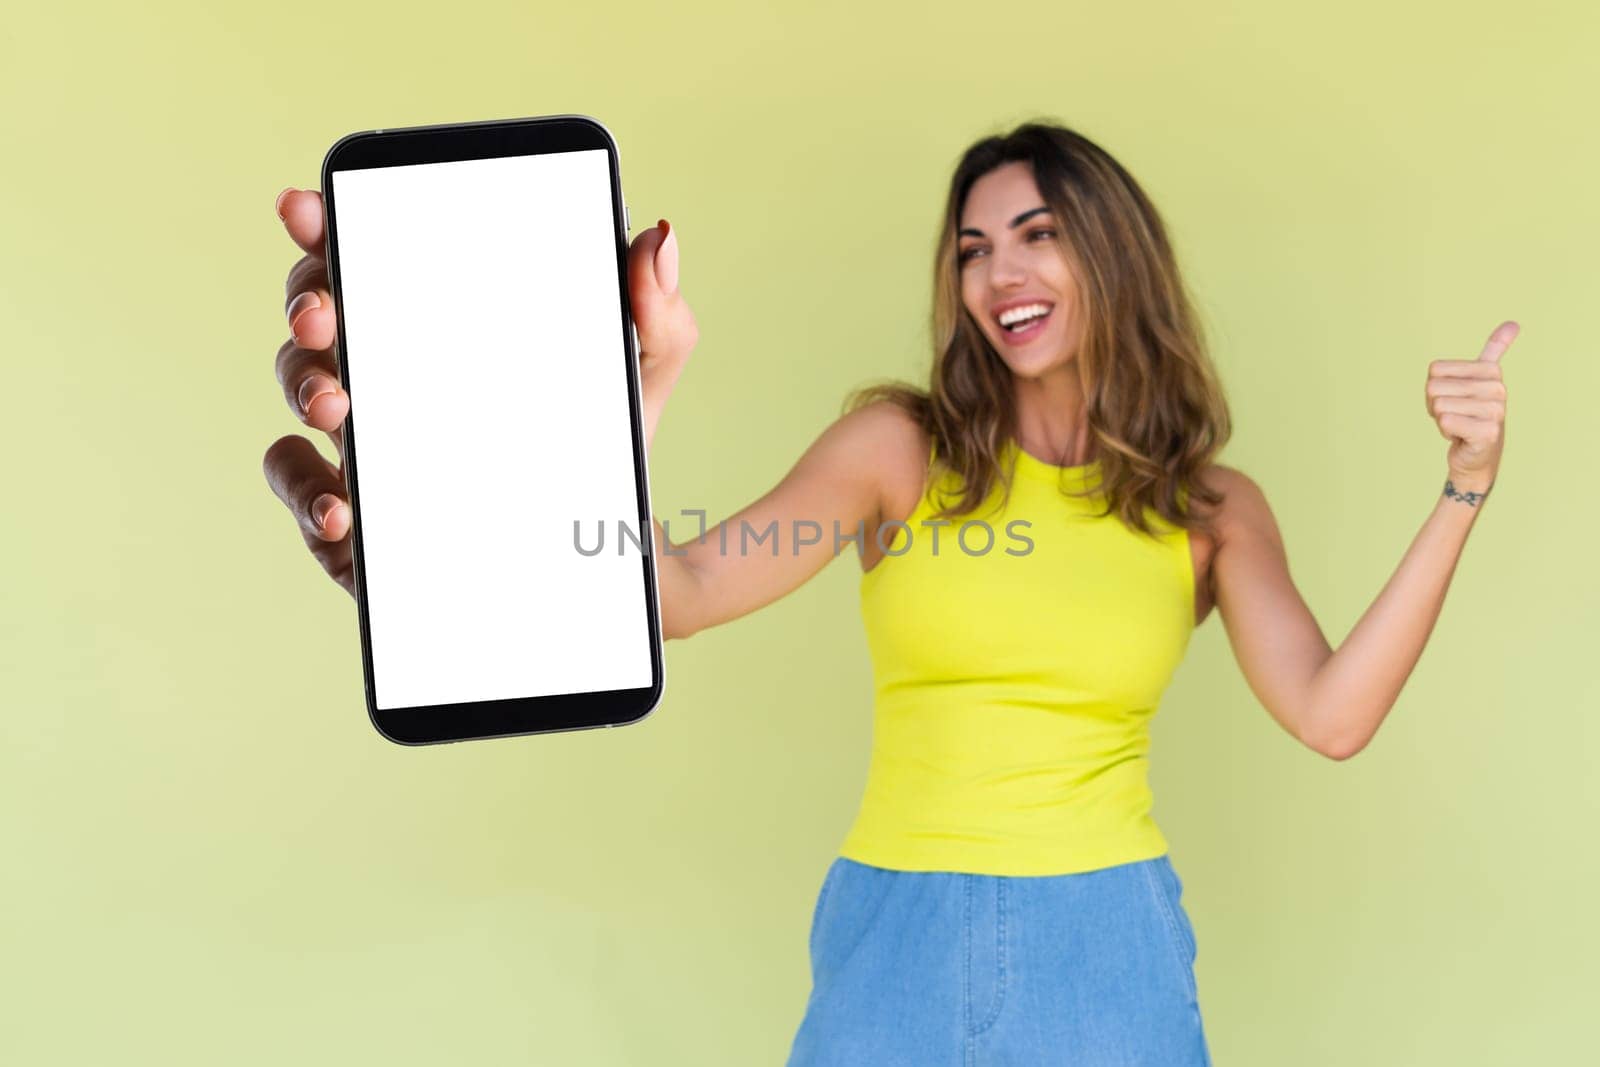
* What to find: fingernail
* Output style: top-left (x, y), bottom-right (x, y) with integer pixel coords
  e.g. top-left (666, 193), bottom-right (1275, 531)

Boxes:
top-left (311, 494), bottom-right (339, 531)
top-left (287, 291), bottom-right (321, 341)
top-left (276, 187), bottom-right (295, 220)
top-left (299, 375), bottom-right (336, 419)
top-left (654, 219), bottom-right (679, 295)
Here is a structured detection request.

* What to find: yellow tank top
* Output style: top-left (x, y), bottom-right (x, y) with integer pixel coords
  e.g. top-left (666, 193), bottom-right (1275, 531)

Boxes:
top-left (837, 437), bottom-right (1196, 876)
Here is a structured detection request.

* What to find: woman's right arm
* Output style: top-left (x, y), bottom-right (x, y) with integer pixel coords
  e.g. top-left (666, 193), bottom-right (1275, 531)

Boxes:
top-left (652, 399), bottom-right (917, 640)
top-left (263, 185), bottom-right (913, 634)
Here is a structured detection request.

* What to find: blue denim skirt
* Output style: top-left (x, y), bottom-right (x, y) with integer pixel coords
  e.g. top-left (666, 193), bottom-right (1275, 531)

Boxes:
top-left (785, 854), bottom-right (1212, 1066)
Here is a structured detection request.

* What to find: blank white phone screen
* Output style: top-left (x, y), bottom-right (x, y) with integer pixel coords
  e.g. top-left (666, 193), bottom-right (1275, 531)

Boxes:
top-left (331, 149), bottom-right (652, 711)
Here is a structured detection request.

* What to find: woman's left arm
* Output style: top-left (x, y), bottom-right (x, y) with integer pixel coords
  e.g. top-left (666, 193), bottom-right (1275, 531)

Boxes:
top-left (1209, 321), bottom-right (1518, 761)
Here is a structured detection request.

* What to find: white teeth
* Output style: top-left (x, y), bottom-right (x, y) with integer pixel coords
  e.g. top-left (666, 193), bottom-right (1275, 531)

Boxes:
top-left (997, 303), bottom-right (1052, 327)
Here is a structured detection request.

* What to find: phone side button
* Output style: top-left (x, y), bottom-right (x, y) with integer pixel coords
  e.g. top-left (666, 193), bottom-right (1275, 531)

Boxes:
top-left (624, 203), bottom-right (631, 231)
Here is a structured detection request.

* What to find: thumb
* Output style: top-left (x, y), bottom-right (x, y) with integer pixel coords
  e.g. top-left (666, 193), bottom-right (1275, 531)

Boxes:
top-left (626, 219), bottom-right (677, 303)
top-left (653, 219), bottom-right (678, 294)
top-left (626, 219), bottom-right (696, 369)
top-left (1476, 320), bottom-right (1520, 363)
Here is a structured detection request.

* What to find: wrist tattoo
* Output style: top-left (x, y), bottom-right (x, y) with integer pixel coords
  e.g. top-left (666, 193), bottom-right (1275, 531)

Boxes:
top-left (1443, 479), bottom-right (1492, 507)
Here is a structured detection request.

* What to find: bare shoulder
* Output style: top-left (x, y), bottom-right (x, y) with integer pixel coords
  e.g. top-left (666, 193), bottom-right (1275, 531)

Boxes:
top-left (785, 398), bottom-right (928, 522)
top-left (848, 399), bottom-right (930, 505)
top-left (826, 400), bottom-right (930, 570)
top-left (833, 396), bottom-right (923, 443)
top-left (1191, 463), bottom-right (1281, 548)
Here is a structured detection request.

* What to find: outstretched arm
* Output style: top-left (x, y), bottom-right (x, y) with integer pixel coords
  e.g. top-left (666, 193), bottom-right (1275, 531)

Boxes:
top-left (1299, 474), bottom-right (1489, 759)
top-left (1298, 322), bottom-right (1515, 758)
top-left (1209, 321), bottom-right (1516, 760)
top-left (652, 399), bottom-right (917, 640)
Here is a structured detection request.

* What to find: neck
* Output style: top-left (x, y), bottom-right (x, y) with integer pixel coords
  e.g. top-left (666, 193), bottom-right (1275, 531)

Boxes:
top-left (1011, 365), bottom-right (1092, 466)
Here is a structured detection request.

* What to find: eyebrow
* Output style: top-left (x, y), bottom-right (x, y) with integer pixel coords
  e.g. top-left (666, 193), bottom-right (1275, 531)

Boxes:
top-left (958, 206), bottom-right (1051, 239)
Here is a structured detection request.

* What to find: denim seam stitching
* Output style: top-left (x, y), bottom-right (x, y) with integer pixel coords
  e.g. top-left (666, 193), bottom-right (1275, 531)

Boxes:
top-left (962, 876), bottom-right (974, 1052)
top-left (808, 863), bottom-right (837, 960)
top-left (969, 878), bottom-right (1008, 1037)
top-left (1144, 861), bottom-right (1198, 1003)
top-left (1163, 859), bottom-right (1197, 961)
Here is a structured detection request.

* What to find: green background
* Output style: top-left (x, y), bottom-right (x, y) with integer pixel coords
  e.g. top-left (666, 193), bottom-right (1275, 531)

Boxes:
top-left (3, 1), bottom-right (1594, 1063)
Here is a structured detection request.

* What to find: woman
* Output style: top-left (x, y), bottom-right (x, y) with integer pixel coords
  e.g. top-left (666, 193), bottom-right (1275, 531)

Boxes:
top-left (265, 121), bottom-right (1514, 1064)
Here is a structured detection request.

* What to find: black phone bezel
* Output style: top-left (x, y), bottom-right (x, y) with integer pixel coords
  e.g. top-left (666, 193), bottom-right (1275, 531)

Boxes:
top-left (320, 114), bottom-right (664, 746)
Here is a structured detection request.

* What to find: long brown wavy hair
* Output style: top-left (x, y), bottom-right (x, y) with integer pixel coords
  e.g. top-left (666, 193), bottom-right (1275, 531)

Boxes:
top-left (847, 120), bottom-right (1232, 543)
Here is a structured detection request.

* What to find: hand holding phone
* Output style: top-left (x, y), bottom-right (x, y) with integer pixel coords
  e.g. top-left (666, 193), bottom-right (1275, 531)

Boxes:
top-left (266, 190), bottom-right (695, 584)
top-left (262, 116), bottom-right (699, 743)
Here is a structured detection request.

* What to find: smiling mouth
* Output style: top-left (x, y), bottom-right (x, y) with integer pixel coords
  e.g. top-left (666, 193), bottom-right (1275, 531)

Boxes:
top-left (995, 304), bottom-right (1054, 340)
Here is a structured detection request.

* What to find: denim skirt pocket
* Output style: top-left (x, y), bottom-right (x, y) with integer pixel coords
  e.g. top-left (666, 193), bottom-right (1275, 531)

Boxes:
top-left (1143, 855), bottom-right (1199, 1000)
top-left (807, 858), bottom-right (845, 963)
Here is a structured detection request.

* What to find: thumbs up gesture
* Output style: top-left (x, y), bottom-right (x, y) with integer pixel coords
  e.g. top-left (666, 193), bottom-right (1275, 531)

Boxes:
top-left (1426, 320), bottom-right (1517, 495)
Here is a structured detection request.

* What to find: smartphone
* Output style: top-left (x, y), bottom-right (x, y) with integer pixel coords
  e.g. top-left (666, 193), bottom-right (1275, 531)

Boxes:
top-left (320, 114), bottom-right (664, 745)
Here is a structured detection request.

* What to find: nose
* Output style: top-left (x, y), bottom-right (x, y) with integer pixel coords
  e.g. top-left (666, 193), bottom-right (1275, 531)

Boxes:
top-left (988, 243), bottom-right (1029, 288)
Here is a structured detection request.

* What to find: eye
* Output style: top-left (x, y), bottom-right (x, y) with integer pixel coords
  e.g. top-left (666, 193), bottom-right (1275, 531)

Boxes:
top-left (957, 227), bottom-right (1058, 265)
